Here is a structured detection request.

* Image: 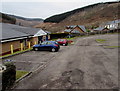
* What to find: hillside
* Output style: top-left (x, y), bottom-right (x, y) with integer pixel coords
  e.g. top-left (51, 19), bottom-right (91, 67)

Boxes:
top-left (0, 12), bottom-right (16, 24)
top-left (8, 14), bottom-right (43, 22)
top-left (0, 12), bottom-right (44, 27)
top-left (35, 1), bottom-right (120, 33)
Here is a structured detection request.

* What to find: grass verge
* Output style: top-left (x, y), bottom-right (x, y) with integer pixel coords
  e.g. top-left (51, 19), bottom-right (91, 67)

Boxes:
top-left (16, 70), bottom-right (29, 80)
top-left (104, 46), bottom-right (120, 48)
top-left (96, 39), bottom-right (106, 43)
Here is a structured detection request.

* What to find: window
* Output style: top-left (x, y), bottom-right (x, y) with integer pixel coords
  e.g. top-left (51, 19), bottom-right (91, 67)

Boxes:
top-left (41, 41), bottom-right (47, 45)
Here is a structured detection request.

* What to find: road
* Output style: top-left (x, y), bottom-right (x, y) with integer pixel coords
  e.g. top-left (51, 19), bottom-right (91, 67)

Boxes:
top-left (11, 34), bottom-right (118, 90)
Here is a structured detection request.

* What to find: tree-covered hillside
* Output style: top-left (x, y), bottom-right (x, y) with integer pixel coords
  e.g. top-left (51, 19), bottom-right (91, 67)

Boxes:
top-left (0, 12), bottom-right (16, 24)
top-left (44, 1), bottom-right (119, 23)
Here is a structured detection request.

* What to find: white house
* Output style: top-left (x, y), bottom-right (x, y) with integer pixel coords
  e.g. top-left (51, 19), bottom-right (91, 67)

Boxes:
top-left (100, 19), bottom-right (120, 30)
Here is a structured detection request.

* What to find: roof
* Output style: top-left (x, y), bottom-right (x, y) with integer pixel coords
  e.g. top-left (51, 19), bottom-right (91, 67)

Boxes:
top-left (1, 23), bottom-right (30, 40)
top-left (45, 31), bottom-right (51, 34)
top-left (6, 24), bottom-right (40, 35)
top-left (64, 29), bottom-right (71, 33)
top-left (1, 23), bottom-right (47, 41)
top-left (34, 29), bottom-right (47, 37)
top-left (100, 19), bottom-right (120, 27)
top-left (66, 25), bottom-right (86, 32)
top-left (71, 30), bottom-right (80, 33)
top-left (77, 25), bottom-right (86, 32)
top-left (106, 19), bottom-right (120, 25)
top-left (93, 27), bottom-right (107, 31)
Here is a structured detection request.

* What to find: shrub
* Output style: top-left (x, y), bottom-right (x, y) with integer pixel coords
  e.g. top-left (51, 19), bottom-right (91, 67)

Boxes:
top-left (2, 62), bottom-right (16, 91)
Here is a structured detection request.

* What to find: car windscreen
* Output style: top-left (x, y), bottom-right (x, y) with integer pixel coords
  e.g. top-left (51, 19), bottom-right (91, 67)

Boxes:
top-left (54, 41), bottom-right (59, 44)
top-left (56, 39), bottom-right (61, 41)
top-left (57, 39), bottom-right (64, 42)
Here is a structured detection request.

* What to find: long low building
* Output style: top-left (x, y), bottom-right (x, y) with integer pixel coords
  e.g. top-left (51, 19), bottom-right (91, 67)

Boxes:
top-left (0, 23), bottom-right (50, 56)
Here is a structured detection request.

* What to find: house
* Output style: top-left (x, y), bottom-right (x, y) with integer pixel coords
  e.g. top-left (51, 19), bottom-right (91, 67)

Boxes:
top-left (100, 19), bottom-right (120, 30)
top-left (64, 25), bottom-right (86, 34)
top-left (0, 23), bottom-right (49, 56)
top-left (93, 27), bottom-right (109, 32)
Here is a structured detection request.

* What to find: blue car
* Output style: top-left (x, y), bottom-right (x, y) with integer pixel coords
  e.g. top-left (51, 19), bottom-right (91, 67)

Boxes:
top-left (33, 41), bottom-right (60, 52)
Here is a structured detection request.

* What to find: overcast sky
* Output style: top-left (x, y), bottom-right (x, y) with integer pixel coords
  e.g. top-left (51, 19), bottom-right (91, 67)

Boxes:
top-left (1, 0), bottom-right (117, 19)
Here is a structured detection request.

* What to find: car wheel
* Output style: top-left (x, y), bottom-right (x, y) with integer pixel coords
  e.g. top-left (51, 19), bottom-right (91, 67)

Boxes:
top-left (51, 48), bottom-right (56, 52)
top-left (34, 48), bottom-right (38, 51)
top-left (63, 44), bottom-right (66, 46)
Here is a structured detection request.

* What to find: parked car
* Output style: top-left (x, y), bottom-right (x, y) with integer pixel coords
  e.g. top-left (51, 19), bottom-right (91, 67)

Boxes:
top-left (56, 39), bottom-right (68, 46)
top-left (33, 41), bottom-right (60, 52)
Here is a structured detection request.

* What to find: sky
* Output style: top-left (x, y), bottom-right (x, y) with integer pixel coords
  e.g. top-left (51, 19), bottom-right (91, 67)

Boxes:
top-left (0, 0), bottom-right (118, 19)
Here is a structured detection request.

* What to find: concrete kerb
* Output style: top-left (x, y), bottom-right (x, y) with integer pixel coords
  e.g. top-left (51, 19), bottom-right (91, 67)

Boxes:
top-left (12, 53), bottom-right (56, 89)
top-left (11, 71), bottom-right (32, 89)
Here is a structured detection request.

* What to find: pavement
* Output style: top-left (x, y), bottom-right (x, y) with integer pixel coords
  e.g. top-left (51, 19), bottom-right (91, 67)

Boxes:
top-left (4, 34), bottom-right (119, 90)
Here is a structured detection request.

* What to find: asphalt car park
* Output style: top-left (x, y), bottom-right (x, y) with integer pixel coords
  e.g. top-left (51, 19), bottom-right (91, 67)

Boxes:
top-left (3, 34), bottom-right (119, 89)
top-left (3, 45), bottom-right (70, 71)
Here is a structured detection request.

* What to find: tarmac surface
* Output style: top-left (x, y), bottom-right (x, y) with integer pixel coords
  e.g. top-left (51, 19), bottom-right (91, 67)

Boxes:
top-left (4, 34), bottom-right (119, 90)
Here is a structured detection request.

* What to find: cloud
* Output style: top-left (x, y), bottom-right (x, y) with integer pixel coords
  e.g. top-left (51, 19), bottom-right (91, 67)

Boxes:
top-left (1, 0), bottom-right (117, 2)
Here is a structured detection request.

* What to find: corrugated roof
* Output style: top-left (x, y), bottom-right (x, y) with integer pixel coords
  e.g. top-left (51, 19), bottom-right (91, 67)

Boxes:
top-left (1, 23), bottom-right (30, 40)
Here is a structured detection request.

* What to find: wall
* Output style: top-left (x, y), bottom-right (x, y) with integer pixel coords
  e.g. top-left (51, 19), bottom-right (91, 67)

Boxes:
top-left (1, 38), bottom-right (35, 56)
top-left (31, 37), bottom-right (38, 45)
top-left (1, 40), bottom-right (21, 56)
top-left (0, 36), bottom-right (40, 56)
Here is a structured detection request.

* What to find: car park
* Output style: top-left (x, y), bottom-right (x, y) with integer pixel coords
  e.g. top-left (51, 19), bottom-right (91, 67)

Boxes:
top-left (33, 41), bottom-right (60, 52)
top-left (56, 39), bottom-right (68, 46)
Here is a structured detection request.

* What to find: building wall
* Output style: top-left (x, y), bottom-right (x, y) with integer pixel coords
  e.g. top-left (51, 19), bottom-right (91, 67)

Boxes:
top-left (1, 36), bottom-right (49, 56)
top-left (1, 40), bottom-right (21, 56)
top-left (1, 38), bottom-right (34, 56)
top-left (31, 37), bottom-right (38, 45)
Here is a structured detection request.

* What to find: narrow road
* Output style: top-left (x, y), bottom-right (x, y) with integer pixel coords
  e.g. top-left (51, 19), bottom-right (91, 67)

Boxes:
top-left (13, 34), bottom-right (118, 90)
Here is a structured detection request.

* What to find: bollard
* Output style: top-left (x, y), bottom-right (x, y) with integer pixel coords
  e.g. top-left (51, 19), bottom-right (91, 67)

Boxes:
top-left (28, 42), bottom-right (31, 49)
top-left (20, 43), bottom-right (23, 51)
top-left (10, 45), bottom-right (13, 54)
top-left (34, 41), bottom-right (37, 45)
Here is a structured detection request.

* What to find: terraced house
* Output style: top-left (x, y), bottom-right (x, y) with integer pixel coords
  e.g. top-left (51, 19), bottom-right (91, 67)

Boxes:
top-left (0, 23), bottom-right (50, 56)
